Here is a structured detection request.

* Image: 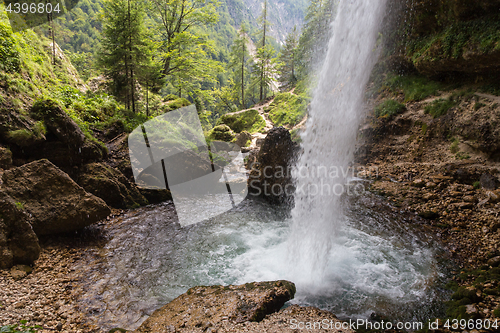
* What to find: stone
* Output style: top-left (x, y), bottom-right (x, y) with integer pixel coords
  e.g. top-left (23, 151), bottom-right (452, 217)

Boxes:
top-left (1, 159), bottom-right (111, 235)
top-left (463, 195), bottom-right (477, 203)
top-left (412, 179), bottom-right (425, 188)
top-left (487, 256), bottom-right (500, 267)
top-left (10, 264), bottom-right (32, 280)
top-left (235, 131), bottom-right (252, 148)
top-left (77, 163), bottom-right (148, 209)
top-left (138, 188), bottom-right (172, 204)
top-left (422, 192), bottom-right (437, 200)
top-left (466, 304), bottom-right (478, 315)
top-left (425, 182), bottom-right (436, 189)
top-left (485, 191), bottom-right (500, 204)
top-left (0, 190), bottom-right (40, 269)
top-left (418, 211), bottom-right (439, 219)
top-left (480, 173), bottom-right (498, 190)
top-left (134, 280), bottom-right (296, 333)
top-left (247, 127), bottom-right (298, 205)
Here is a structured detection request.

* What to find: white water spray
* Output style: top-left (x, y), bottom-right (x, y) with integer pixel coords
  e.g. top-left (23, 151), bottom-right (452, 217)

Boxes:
top-left (288, 0), bottom-right (388, 286)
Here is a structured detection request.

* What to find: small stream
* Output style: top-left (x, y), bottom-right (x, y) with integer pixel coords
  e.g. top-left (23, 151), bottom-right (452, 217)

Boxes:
top-left (77, 193), bottom-right (451, 331)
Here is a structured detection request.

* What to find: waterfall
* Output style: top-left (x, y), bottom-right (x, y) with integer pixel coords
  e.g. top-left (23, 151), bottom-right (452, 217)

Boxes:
top-left (288, 0), bottom-right (388, 286)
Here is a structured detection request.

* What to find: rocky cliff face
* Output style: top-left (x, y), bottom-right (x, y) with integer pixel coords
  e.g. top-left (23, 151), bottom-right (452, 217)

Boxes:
top-left (386, 0), bottom-right (500, 76)
top-left (229, 0), bottom-right (307, 44)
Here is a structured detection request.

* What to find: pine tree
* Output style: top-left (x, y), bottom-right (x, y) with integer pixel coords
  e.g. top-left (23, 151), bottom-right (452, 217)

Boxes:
top-left (229, 24), bottom-right (251, 108)
top-left (251, 0), bottom-right (278, 102)
top-left (256, 0), bottom-right (271, 101)
top-left (278, 26), bottom-right (298, 89)
top-left (98, 0), bottom-right (153, 113)
top-left (251, 44), bottom-right (277, 101)
top-left (296, 0), bottom-right (335, 78)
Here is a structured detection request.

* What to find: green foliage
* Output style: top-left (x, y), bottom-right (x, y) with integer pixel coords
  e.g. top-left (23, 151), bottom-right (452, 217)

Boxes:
top-left (251, 45), bottom-right (278, 102)
top-left (406, 14), bottom-right (500, 63)
top-left (424, 96), bottom-right (458, 118)
top-left (218, 109), bottom-right (265, 133)
top-left (167, 98), bottom-right (191, 111)
top-left (0, 20), bottom-right (21, 73)
top-left (278, 26), bottom-right (298, 88)
top-left (164, 94), bottom-right (179, 102)
top-left (229, 24), bottom-right (251, 108)
top-left (14, 202), bottom-right (24, 210)
top-left (455, 152), bottom-right (470, 160)
top-left (479, 83), bottom-right (500, 96)
top-left (296, 0), bottom-right (334, 80)
top-left (1, 320), bottom-right (42, 333)
top-left (450, 137), bottom-right (459, 154)
top-left (98, 0), bottom-right (154, 113)
top-left (385, 74), bottom-right (442, 102)
top-left (268, 92), bottom-right (308, 127)
top-left (473, 181), bottom-right (481, 189)
top-left (421, 123), bottom-right (428, 135)
top-left (474, 102), bottom-right (486, 110)
top-left (7, 129), bottom-right (34, 146)
top-left (374, 100), bottom-right (405, 118)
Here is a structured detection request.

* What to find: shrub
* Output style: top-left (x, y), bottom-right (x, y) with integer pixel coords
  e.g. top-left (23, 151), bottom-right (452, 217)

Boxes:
top-left (375, 100), bottom-right (406, 118)
top-left (163, 94), bottom-right (179, 101)
top-left (1, 320), bottom-right (42, 333)
top-left (168, 98), bottom-right (190, 110)
top-left (385, 74), bottom-right (442, 102)
top-left (450, 137), bottom-right (459, 153)
top-left (425, 97), bottom-right (457, 118)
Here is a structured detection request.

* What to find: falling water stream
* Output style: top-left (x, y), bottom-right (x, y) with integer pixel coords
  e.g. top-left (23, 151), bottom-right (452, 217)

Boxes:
top-left (77, 0), bottom-right (451, 331)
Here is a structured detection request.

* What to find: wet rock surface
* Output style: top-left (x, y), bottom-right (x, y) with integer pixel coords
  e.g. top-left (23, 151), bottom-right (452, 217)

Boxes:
top-left (1, 159), bottom-right (110, 235)
top-left (134, 280), bottom-right (352, 333)
top-left (247, 126), bottom-right (298, 205)
top-left (134, 280), bottom-right (295, 332)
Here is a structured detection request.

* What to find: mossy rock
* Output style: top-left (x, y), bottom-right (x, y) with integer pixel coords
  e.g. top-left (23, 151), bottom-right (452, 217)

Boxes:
top-left (209, 124), bottom-right (236, 142)
top-left (218, 109), bottom-right (265, 133)
top-left (168, 98), bottom-right (191, 110)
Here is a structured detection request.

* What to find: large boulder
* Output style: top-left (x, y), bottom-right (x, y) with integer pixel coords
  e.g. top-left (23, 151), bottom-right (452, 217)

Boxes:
top-left (235, 131), bottom-right (252, 148)
top-left (134, 280), bottom-right (296, 333)
top-left (0, 190), bottom-right (40, 269)
top-left (209, 124), bottom-right (236, 142)
top-left (1, 159), bottom-right (111, 235)
top-left (31, 99), bottom-right (86, 147)
top-left (247, 127), bottom-right (298, 204)
top-left (22, 100), bottom-right (107, 170)
top-left (77, 162), bottom-right (148, 209)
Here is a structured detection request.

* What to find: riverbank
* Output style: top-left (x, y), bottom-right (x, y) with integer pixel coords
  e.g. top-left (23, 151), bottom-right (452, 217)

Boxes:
top-left (357, 86), bottom-right (500, 320)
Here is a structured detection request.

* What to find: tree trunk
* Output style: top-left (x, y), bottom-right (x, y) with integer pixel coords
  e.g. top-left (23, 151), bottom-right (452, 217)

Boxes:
top-left (128, 0), bottom-right (136, 114)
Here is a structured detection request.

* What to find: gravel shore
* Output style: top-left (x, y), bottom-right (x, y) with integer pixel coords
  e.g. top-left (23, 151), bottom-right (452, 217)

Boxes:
top-left (0, 228), bottom-right (105, 333)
